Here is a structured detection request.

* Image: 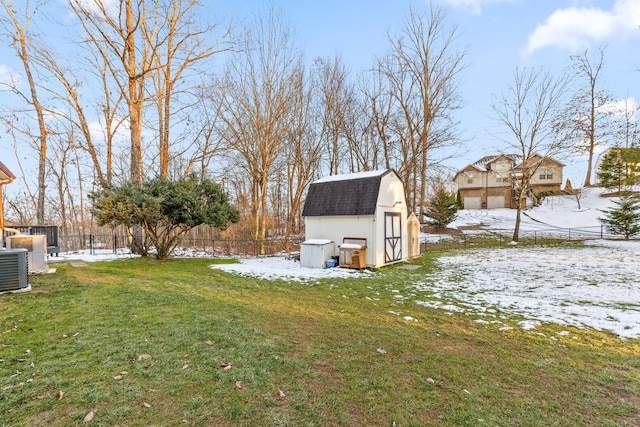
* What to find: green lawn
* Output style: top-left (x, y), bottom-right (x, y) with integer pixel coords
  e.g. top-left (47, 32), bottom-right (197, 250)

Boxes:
top-left (1, 254), bottom-right (639, 426)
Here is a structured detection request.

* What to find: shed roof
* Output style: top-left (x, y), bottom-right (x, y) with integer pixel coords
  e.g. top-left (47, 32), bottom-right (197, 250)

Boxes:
top-left (0, 161), bottom-right (15, 183)
top-left (302, 169), bottom-right (394, 217)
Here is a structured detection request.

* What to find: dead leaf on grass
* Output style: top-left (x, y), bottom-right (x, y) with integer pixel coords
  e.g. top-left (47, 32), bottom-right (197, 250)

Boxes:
top-left (278, 389), bottom-right (285, 397)
top-left (206, 340), bottom-right (215, 346)
top-left (426, 377), bottom-right (435, 384)
top-left (83, 411), bottom-right (95, 422)
top-left (235, 381), bottom-right (243, 389)
top-left (143, 402), bottom-right (152, 408)
top-left (138, 354), bottom-right (151, 361)
top-left (182, 364), bottom-right (189, 370)
top-left (58, 390), bottom-right (65, 400)
top-left (376, 348), bottom-right (387, 354)
top-left (113, 375), bottom-right (123, 381)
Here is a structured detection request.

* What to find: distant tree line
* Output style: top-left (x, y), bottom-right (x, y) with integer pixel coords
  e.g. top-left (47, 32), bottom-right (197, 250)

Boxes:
top-left (0, 0), bottom-right (466, 250)
top-left (1, 0), bottom-right (638, 248)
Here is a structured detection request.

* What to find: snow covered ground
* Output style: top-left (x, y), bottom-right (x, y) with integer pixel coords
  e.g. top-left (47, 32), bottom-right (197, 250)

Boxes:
top-left (208, 189), bottom-right (640, 339)
top-left (448, 186), bottom-right (613, 233)
top-left (48, 189), bottom-right (640, 339)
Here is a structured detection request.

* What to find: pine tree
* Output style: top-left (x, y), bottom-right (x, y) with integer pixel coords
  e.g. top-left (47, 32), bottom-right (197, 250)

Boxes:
top-left (598, 194), bottom-right (640, 240)
top-left (597, 147), bottom-right (640, 192)
top-left (423, 186), bottom-right (458, 228)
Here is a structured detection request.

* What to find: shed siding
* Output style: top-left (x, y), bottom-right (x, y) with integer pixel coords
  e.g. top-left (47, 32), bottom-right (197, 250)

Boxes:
top-left (305, 215), bottom-right (376, 266)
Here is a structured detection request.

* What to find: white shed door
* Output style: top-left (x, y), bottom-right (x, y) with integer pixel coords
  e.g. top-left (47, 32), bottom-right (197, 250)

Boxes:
top-left (487, 196), bottom-right (505, 209)
top-left (464, 196), bottom-right (481, 209)
top-left (385, 212), bottom-right (402, 263)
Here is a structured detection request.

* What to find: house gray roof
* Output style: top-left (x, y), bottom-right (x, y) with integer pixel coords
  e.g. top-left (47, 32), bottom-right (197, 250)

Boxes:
top-left (302, 169), bottom-right (393, 217)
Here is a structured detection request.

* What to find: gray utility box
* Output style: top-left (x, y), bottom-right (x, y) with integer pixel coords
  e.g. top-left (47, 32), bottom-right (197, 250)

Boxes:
top-left (0, 249), bottom-right (29, 291)
top-left (300, 239), bottom-right (335, 269)
top-left (7, 235), bottom-right (48, 273)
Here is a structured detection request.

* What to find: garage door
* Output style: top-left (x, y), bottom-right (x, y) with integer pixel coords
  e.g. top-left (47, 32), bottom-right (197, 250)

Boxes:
top-left (464, 196), bottom-right (481, 209)
top-left (487, 196), bottom-right (505, 209)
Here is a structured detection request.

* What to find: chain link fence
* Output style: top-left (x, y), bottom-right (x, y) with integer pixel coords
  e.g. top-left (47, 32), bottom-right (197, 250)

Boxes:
top-left (10, 225), bottom-right (637, 258)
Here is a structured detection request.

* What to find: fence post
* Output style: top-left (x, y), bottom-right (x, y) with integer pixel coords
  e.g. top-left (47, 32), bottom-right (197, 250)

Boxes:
top-left (89, 234), bottom-right (94, 255)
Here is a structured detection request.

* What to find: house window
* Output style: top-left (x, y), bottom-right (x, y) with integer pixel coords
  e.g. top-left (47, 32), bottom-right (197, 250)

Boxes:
top-left (496, 174), bottom-right (509, 183)
top-left (466, 174), bottom-right (474, 184)
top-left (539, 169), bottom-right (553, 180)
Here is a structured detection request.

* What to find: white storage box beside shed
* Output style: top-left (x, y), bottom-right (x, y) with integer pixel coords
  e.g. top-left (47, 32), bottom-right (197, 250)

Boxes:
top-left (300, 239), bottom-right (335, 269)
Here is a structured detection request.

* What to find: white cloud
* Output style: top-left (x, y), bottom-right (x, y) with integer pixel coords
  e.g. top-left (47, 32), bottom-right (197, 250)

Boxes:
top-left (525, 0), bottom-right (640, 54)
top-left (598, 97), bottom-right (639, 119)
top-left (0, 65), bottom-right (22, 87)
top-left (439, 0), bottom-right (515, 14)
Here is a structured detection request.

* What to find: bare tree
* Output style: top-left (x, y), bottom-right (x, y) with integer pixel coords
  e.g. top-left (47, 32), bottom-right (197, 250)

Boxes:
top-left (146, 0), bottom-right (229, 178)
top-left (558, 47), bottom-right (614, 187)
top-left (282, 64), bottom-right (323, 247)
top-left (218, 7), bottom-right (302, 252)
top-left (492, 67), bottom-right (569, 242)
top-left (69, 0), bottom-right (156, 183)
top-left (612, 97), bottom-right (640, 149)
top-left (0, 0), bottom-right (48, 223)
top-left (314, 55), bottom-right (354, 175)
top-left (362, 67), bottom-right (394, 171)
top-left (375, 4), bottom-right (466, 213)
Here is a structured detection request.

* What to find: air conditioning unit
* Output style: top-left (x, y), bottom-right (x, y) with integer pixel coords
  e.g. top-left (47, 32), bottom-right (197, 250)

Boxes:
top-left (0, 249), bottom-right (29, 291)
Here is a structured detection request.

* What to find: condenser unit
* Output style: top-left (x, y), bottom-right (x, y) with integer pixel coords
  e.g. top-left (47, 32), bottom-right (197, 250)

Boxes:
top-left (0, 249), bottom-right (29, 291)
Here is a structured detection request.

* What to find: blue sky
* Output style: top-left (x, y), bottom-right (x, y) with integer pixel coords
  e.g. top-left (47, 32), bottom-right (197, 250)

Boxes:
top-left (214, 0), bottom-right (640, 179)
top-left (1, 0), bottom-right (639, 183)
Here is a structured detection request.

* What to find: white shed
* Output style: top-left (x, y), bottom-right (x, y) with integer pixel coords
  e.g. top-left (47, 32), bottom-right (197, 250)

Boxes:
top-left (301, 169), bottom-right (408, 268)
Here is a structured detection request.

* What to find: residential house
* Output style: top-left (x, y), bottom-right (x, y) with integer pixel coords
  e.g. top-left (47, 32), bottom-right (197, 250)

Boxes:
top-left (453, 154), bottom-right (564, 209)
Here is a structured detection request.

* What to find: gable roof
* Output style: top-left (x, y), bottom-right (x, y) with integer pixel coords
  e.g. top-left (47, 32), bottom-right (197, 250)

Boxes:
top-left (454, 154), bottom-right (564, 179)
top-left (453, 154), bottom-right (519, 180)
top-left (512, 154), bottom-right (565, 171)
top-left (302, 169), bottom-right (394, 217)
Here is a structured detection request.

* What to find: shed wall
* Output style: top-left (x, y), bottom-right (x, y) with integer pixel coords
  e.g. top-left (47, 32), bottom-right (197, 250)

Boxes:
top-left (305, 216), bottom-right (376, 266)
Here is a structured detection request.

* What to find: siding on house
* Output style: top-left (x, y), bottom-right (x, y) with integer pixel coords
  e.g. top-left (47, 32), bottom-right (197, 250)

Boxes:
top-left (453, 154), bottom-right (564, 209)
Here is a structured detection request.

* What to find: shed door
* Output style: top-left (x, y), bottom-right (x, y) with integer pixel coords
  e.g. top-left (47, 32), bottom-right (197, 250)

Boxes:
top-left (385, 212), bottom-right (402, 263)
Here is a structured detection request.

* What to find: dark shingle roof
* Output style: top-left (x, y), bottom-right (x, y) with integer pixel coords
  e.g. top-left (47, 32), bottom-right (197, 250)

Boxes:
top-left (302, 170), bottom-right (392, 217)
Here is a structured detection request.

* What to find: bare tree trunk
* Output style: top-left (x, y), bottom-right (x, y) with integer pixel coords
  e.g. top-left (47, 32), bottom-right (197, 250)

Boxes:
top-left (492, 67), bottom-right (569, 242)
top-left (374, 5), bottom-right (465, 215)
top-left (1, 0), bottom-right (48, 223)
